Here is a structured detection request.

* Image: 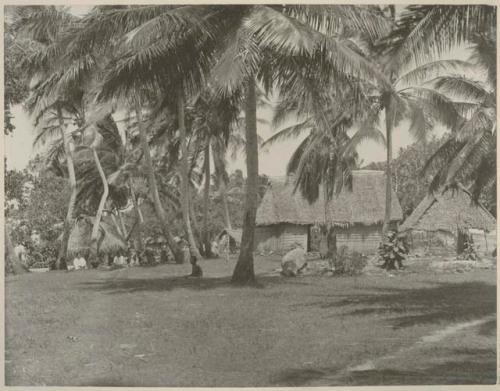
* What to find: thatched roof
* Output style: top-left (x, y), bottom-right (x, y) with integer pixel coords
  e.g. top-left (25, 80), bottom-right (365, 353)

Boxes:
top-left (399, 186), bottom-right (496, 234)
top-left (64, 216), bottom-right (127, 257)
top-left (256, 170), bottom-right (403, 226)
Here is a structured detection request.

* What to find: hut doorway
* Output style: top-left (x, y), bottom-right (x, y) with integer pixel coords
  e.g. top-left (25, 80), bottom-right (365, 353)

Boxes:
top-left (308, 225), bottom-right (321, 252)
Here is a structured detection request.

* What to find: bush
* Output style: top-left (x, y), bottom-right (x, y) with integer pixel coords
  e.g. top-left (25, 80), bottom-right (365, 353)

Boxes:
top-left (378, 231), bottom-right (408, 270)
top-left (457, 236), bottom-right (478, 261)
top-left (332, 246), bottom-right (367, 275)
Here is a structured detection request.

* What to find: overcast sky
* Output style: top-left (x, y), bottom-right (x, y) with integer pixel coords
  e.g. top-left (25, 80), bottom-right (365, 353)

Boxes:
top-left (4, 5), bottom-right (461, 175)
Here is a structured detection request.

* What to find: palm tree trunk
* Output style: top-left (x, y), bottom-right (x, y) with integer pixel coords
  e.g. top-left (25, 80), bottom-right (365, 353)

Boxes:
top-left (5, 226), bottom-right (29, 274)
top-left (189, 198), bottom-right (203, 250)
top-left (221, 185), bottom-right (233, 230)
top-left (117, 210), bottom-right (127, 239)
top-left (129, 179), bottom-right (144, 254)
top-left (177, 91), bottom-right (202, 259)
top-left (232, 77), bottom-right (258, 284)
top-left (382, 95), bottom-right (393, 235)
top-left (90, 147), bottom-right (109, 258)
top-left (202, 143), bottom-right (213, 257)
top-left (213, 141), bottom-right (233, 230)
top-left (134, 100), bottom-right (183, 263)
top-left (111, 213), bottom-right (124, 238)
top-left (56, 106), bottom-right (75, 270)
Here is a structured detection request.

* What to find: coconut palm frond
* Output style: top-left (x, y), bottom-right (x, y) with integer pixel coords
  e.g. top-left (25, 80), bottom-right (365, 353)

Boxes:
top-left (402, 86), bottom-right (462, 131)
top-left (395, 59), bottom-right (471, 88)
top-left (262, 119), bottom-right (313, 147)
top-left (396, 5), bottom-right (496, 66)
top-left (432, 75), bottom-right (491, 102)
top-left (285, 4), bottom-right (391, 41)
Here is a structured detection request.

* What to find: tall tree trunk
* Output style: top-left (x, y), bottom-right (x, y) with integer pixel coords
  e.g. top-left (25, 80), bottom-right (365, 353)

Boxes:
top-left (56, 106), bottom-right (76, 270)
top-left (5, 226), bottom-right (29, 274)
top-left (90, 147), bottom-right (109, 258)
top-left (382, 94), bottom-right (393, 235)
top-left (177, 91), bottom-right (202, 259)
top-left (221, 184), bottom-right (232, 230)
top-left (202, 143), bottom-right (213, 257)
top-left (134, 100), bottom-right (183, 263)
top-left (189, 198), bottom-right (203, 251)
top-left (129, 179), bottom-right (144, 254)
top-left (117, 210), bottom-right (127, 239)
top-left (213, 141), bottom-right (232, 230)
top-left (232, 77), bottom-right (258, 284)
top-left (111, 213), bottom-right (124, 238)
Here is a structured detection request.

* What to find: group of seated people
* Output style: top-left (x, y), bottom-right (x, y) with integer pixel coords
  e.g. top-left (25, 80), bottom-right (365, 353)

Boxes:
top-left (69, 249), bottom-right (140, 270)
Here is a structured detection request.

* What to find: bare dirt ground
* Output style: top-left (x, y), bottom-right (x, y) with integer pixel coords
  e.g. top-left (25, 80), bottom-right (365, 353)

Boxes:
top-left (5, 255), bottom-right (497, 386)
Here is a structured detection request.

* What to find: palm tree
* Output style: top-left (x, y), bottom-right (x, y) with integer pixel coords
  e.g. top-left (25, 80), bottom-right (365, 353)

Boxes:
top-left (14, 6), bottom-right (88, 269)
top-left (422, 31), bottom-right (496, 202)
top-left (74, 5), bottom-right (235, 262)
top-left (373, 5), bottom-right (496, 232)
top-left (393, 5), bottom-right (496, 68)
top-left (75, 5), bottom-right (390, 281)
top-left (73, 113), bottom-right (124, 258)
top-left (210, 5), bottom-right (390, 283)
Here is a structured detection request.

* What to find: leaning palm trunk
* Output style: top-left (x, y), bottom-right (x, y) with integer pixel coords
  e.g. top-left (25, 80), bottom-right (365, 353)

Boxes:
top-left (202, 143), bottom-right (213, 257)
top-left (189, 199), bottom-right (202, 247)
top-left (129, 179), bottom-right (144, 254)
top-left (221, 186), bottom-right (233, 230)
top-left (5, 226), bottom-right (29, 274)
top-left (177, 91), bottom-right (202, 259)
top-left (134, 100), bottom-right (183, 263)
top-left (382, 93), bottom-right (393, 235)
top-left (213, 142), bottom-right (233, 230)
top-left (90, 147), bottom-right (109, 259)
top-left (232, 77), bottom-right (258, 284)
top-left (56, 106), bottom-right (76, 270)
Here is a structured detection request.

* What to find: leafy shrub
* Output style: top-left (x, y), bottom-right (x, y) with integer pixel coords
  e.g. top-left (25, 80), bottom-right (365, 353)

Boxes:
top-left (332, 246), bottom-right (367, 275)
top-left (457, 236), bottom-right (478, 260)
top-left (378, 231), bottom-right (408, 270)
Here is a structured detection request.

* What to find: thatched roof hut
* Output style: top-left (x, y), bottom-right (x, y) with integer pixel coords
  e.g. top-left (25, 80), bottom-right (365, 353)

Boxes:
top-left (400, 186), bottom-right (495, 233)
top-left (254, 170), bottom-right (403, 254)
top-left (64, 216), bottom-right (127, 257)
top-left (256, 170), bottom-right (403, 226)
top-left (399, 186), bottom-right (496, 255)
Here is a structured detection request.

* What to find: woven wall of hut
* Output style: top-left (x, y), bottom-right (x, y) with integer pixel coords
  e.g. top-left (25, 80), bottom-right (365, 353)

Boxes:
top-left (254, 224), bottom-right (308, 253)
top-left (336, 224), bottom-right (383, 254)
top-left (469, 229), bottom-right (496, 256)
top-left (405, 230), bottom-right (456, 256)
top-left (280, 224), bottom-right (308, 250)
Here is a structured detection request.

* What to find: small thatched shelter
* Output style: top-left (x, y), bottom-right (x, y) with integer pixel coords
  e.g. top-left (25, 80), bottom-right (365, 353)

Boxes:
top-left (399, 186), bottom-right (496, 255)
top-left (217, 228), bottom-right (242, 253)
top-left (255, 170), bottom-right (403, 254)
top-left (63, 216), bottom-right (127, 258)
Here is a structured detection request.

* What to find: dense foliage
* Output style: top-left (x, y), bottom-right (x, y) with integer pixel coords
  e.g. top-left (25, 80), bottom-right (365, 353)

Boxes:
top-left (378, 231), bottom-right (409, 270)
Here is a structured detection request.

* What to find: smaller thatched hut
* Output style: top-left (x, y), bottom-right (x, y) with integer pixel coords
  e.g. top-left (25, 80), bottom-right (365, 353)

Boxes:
top-left (255, 170), bottom-right (403, 254)
top-left (64, 216), bottom-right (127, 258)
top-left (217, 228), bottom-right (242, 253)
top-left (399, 186), bottom-right (496, 255)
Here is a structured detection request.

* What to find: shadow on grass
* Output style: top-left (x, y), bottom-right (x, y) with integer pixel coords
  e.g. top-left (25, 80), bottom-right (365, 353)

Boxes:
top-left (299, 281), bottom-right (496, 329)
top-left (478, 319), bottom-right (496, 337)
top-left (271, 351), bottom-right (496, 386)
top-left (341, 359), bottom-right (497, 385)
top-left (269, 367), bottom-right (336, 386)
top-left (78, 274), bottom-right (311, 294)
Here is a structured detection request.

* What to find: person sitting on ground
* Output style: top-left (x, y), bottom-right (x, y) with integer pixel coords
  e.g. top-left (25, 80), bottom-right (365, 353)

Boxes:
top-left (73, 253), bottom-right (87, 270)
top-left (189, 254), bottom-right (203, 278)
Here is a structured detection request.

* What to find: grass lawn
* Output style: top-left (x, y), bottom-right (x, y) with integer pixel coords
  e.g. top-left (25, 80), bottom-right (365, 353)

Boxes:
top-left (5, 255), bottom-right (497, 386)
